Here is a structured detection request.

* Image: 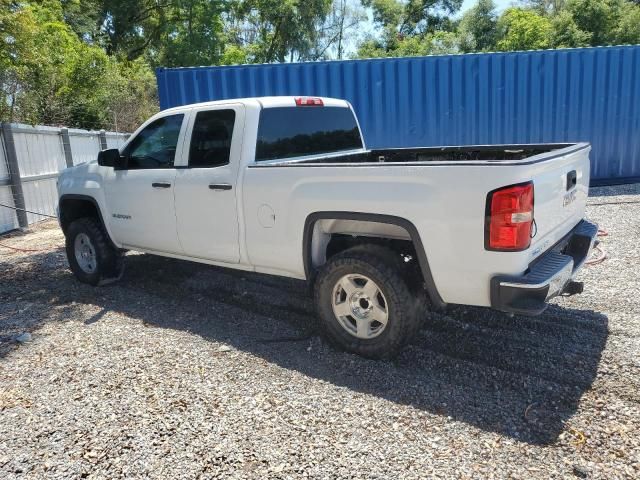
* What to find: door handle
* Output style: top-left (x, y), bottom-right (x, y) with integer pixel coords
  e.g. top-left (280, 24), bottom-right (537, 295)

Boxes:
top-left (209, 183), bottom-right (232, 191)
top-left (152, 182), bottom-right (171, 189)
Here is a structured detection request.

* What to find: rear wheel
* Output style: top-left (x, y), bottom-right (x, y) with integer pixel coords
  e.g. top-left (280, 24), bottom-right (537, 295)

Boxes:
top-left (314, 245), bottom-right (424, 359)
top-left (65, 217), bottom-right (124, 286)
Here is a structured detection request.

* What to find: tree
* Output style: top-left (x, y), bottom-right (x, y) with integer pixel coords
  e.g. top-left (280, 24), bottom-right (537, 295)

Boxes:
top-left (364, 0), bottom-right (405, 33)
top-left (12, 1), bottom-right (88, 125)
top-left (565, 0), bottom-right (619, 46)
top-left (60, 0), bottom-right (103, 42)
top-left (0, 0), bottom-right (37, 121)
top-left (310, 0), bottom-right (367, 60)
top-left (100, 58), bottom-right (158, 132)
top-left (549, 10), bottom-right (591, 47)
top-left (158, 0), bottom-right (226, 67)
top-left (400, 0), bottom-right (463, 36)
top-left (496, 8), bottom-right (552, 51)
top-left (227, 0), bottom-right (333, 63)
top-left (355, 30), bottom-right (459, 58)
top-left (524, 0), bottom-right (568, 15)
top-left (0, 1), bottom-right (157, 128)
top-left (426, 31), bottom-right (461, 54)
top-left (458, 0), bottom-right (498, 53)
top-left (359, 0), bottom-right (462, 56)
top-left (610, 0), bottom-right (640, 44)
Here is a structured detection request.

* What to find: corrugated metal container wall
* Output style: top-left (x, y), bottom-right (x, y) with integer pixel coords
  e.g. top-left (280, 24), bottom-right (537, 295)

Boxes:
top-left (156, 45), bottom-right (640, 184)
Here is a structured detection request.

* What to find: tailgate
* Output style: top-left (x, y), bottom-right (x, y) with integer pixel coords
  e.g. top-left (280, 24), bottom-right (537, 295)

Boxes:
top-left (529, 144), bottom-right (591, 258)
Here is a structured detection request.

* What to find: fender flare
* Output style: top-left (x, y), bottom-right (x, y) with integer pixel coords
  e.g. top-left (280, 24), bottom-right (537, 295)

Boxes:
top-left (58, 194), bottom-right (117, 248)
top-left (302, 211), bottom-right (446, 309)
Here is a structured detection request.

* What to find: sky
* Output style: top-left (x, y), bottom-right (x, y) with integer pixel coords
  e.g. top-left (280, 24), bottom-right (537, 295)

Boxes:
top-left (459, 0), bottom-right (514, 15)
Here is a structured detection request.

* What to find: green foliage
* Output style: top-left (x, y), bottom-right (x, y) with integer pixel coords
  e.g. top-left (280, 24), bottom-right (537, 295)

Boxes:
top-left (233, 0), bottom-right (334, 63)
top-left (100, 58), bottom-right (158, 132)
top-left (158, 0), bottom-right (226, 67)
top-left (458, 0), bottom-right (498, 52)
top-left (363, 0), bottom-right (463, 40)
top-left (356, 31), bottom-right (460, 58)
top-left (549, 10), bottom-right (591, 47)
top-left (401, 0), bottom-right (463, 36)
top-left (1, 1), bottom-right (35, 119)
top-left (356, 0), bottom-right (640, 60)
top-left (427, 31), bottom-right (461, 55)
top-left (220, 45), bottom-right (250, 65)
top-left (563, 0), bottom-right (640, 46)
top-left (611, 1), bottom-right (640, 44)
top-left (317, 0), bottom-right (368, 60)
top-left (60, 0), bottom-right (102, 41)
top-left (358, 0), bottom-right (462, 56)
top-left (496, 8), bottom-right (552, 51)
top-left (0, 1), bottom-right (157, 129)
top-left (525, 0), bottom-right (568, 15)
top-left (565, 0), bottom-right (620, 46)
top-left (366, 0), bottom-right (403, 28)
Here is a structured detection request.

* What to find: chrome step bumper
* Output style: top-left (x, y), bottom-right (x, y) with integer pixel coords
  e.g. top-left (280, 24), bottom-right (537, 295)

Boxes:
top-left (490, 219), bottom-right (598, 315)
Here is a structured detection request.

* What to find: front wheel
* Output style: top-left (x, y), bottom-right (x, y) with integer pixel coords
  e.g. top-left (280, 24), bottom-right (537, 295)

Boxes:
top-left (65, 217), bottom-right (124, 286)
top-left (314, 245), bottom-right (424, 359)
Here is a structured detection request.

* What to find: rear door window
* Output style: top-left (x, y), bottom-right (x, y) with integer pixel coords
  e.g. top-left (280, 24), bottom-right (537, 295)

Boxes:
top-left (255, 107), bottom-right (363, 162)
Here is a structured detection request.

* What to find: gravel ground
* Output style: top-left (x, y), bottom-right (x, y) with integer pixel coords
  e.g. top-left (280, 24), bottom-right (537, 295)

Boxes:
top-left (0, 184), bottom-right (639, 479)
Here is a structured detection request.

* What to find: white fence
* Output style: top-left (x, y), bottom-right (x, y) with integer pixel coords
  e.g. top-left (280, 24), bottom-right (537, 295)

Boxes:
top-left (0, 123), bottom-right (129, 234)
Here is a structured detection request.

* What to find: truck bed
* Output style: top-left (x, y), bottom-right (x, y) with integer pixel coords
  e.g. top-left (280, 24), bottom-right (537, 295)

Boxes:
top-left (369, 143), bottom-right (576, 163)
top-left (243, 139), bottom-right (591, 307)
top-left (253, 143), bottom-right (583, 166)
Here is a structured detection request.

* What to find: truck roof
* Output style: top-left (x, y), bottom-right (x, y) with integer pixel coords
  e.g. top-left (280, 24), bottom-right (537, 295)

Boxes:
top-left (161, 96), bottom-right (350, 113)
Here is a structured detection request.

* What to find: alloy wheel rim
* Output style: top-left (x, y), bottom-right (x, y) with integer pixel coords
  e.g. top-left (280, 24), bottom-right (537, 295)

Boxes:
top-left (74, 233), bottom-right (97, 274)
top-left (331, 274), bottom-right (389, 339)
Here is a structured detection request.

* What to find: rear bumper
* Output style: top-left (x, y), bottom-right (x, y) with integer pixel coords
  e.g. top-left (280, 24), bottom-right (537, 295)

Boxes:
top-left (490, 219), bottom-right (598, 315)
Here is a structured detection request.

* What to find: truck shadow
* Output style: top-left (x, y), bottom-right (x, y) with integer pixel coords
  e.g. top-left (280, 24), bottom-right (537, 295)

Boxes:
top-left (0, 250), bottom-right (608, 446)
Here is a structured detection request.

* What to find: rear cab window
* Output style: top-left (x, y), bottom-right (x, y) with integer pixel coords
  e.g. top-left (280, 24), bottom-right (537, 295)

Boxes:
top-left (255, 106), bottom-right (363, 162)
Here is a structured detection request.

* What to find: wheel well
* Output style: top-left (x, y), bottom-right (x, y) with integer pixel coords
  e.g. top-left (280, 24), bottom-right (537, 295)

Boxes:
top-left (325, 234), bottom-right (418, 265)
top-left (313, 225), bottom-right (421, 274)
top-left (59, 197), bottom-right (101, 235)
top-left (327, 233), bottom-right (424, 284)
top-left (303, 213), bottom-right (448, 309)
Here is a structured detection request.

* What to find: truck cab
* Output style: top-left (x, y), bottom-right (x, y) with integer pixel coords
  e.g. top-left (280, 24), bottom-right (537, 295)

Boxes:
top-left (59, 97), bottom-right (363, 264)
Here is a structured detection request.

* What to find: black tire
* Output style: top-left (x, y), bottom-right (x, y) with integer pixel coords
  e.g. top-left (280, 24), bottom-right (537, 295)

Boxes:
top-left (314, 244), bottom-right (424, 359)
top-left (65, 217), bottom-right (124, 286)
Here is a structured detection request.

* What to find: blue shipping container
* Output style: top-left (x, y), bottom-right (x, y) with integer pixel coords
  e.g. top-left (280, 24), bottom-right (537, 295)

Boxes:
top-left (156, 46), bottom-right (640, 184)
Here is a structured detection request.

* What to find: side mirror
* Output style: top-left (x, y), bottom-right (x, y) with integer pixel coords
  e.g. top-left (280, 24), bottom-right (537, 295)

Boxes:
top-left (97, 148), bottom-right (121, 168)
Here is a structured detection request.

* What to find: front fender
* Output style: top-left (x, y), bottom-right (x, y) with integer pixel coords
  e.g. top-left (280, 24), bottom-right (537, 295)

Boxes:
top-left (57, 164), bottom-right (120, 248)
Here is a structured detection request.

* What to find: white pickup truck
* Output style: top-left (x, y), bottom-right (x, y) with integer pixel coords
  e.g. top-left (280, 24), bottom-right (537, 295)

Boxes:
top-left (57, 96), bottom-right (597, 358)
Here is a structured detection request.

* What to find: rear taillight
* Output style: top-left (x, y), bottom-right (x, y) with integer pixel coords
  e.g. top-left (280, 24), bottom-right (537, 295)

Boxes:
top-left (485, 182), bottom-right (534, 251)
top-left (295, 97), bottom-right (323, 106)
